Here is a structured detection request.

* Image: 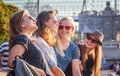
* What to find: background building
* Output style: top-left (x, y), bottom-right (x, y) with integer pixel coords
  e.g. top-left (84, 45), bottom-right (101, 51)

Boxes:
top-left (2, 0), bottom-right (120, 17)
top-left (79, 1), bottom-right (120, 41)
top-left (2, 0), bottom-right (120, 41)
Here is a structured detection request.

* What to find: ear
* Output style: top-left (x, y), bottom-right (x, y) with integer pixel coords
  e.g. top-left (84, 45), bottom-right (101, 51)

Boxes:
top-left (45, 22), bottom-right (48, 26)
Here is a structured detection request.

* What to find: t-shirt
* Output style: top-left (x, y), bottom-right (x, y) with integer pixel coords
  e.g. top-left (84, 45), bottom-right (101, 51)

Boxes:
top-left (78, 44), bottom-right (94, 76)
top-left (12, 34), bottom-right (53, 76)
top-left (36, 37), bottom-right (57, 69)
top-left (54, 42), bottom-right (79, 71)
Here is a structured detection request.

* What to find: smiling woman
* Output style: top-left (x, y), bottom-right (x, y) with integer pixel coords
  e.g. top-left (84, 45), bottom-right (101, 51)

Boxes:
top-left (54, 17), bottom-right (81, 76)
top-left (35, 11), bottom-right (65, 76)
top-left (8, 9), bottom-right (52, 76)
top-left (78, 30), bottom-right (104, 76)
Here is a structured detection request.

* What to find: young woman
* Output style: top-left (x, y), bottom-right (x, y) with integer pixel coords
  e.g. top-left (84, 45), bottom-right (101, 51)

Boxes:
top-left (8, 10), bottom-right (52, 76)
top-left (35, 11), bottom-right (65, 76)
top-left (54, 17), bottom-right (81, 76)
top-left (78, 30), bottom-right (104, 76)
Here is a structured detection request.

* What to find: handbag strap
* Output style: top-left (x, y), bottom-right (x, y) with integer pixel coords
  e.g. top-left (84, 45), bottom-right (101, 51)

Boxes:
top-left (15, 55), bottom-right (22, 59)
top-left (12, 55), bottom-right (22, 69)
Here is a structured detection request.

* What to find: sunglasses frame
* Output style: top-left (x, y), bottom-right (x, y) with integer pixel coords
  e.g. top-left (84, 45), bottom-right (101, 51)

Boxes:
top-left (86, 36), bottom-right (98, 44)
top-left (58, 25), bottom-right (72, 30)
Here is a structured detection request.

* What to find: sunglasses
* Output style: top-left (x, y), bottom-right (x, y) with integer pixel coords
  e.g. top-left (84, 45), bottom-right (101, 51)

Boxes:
top-left (58, 25), bottom-right (72, 30)
top-left (28, 16), bottom-right (36, 22)
top-left (87, 36), bottom-right (98, 44)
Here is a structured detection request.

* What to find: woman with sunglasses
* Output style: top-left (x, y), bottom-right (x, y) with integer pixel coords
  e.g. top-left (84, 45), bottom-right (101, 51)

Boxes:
top-left (78, 30), bottom-right (104, 76)
top-left (54, 17), bottom-right (81, 76)
top-left (8, 10), bottom-right (53, 76)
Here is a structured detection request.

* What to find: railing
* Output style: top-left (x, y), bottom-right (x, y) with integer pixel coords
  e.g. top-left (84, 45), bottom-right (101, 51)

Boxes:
top-left (102, 41), bottom-right (120, 48)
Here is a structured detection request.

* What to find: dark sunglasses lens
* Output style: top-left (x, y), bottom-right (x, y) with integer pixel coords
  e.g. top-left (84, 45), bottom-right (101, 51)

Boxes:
top-left (91, 40), bottom-right (97, 44)
top-left (66, 26), bottom-right (71, 30)
top-left (87, 36), bottom-right (98, 44)
top-left (87, 36), bottom-right (92, 40)
top-left (59, 26), bottom-right (63, 30)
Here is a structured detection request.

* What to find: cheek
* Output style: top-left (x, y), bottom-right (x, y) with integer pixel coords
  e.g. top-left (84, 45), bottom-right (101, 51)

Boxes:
top-left (64, 29), bottom-right (72, 34)
top-left (85, 40), bottom-right (94, 48)
top-left (58, 30), bottom-right (63, 36)
top-left (50, 26), bottom-right (58, 33)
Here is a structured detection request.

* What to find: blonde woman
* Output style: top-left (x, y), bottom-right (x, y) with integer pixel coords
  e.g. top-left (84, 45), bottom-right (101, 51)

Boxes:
top-left (78, 30), bottom-right (104, 76)
top-left (54, 17), bottom-right (81, 76)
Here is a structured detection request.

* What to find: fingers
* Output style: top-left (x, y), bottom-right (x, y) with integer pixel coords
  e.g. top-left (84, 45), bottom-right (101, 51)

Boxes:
top-left (40, 70), bottom-right (46, 76)
top-left (38, 69), bottom-right (46, 76)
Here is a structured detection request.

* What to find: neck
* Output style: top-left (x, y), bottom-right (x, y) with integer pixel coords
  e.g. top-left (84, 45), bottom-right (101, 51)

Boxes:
top-left (60, 38), bottom-right (70, 51)
top-left (86, 48), bottom-right (94, 54)
top-left (61, 37), bottom-right (70, 43)
top-left (22, 32), bottom-right (36, 42)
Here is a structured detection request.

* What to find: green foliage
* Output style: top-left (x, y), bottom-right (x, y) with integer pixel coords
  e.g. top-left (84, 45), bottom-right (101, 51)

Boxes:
top-left (0, 0), bottom-right (18, 44)
top-left (71, 33), bottom-right (79, 43)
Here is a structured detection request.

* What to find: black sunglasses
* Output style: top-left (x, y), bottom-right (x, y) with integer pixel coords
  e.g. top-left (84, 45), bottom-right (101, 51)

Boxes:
top-left (58, 25), bottom-right (72, 30)
top-left (87, 36), bottom-right (98, 44)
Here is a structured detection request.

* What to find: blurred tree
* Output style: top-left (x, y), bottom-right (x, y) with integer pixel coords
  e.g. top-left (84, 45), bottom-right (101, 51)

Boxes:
top-left (0, 0), bottom-right (18, 44)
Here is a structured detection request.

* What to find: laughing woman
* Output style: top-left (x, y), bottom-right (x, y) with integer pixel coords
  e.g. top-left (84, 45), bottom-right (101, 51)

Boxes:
top-left (78, 30), bottom-right (104, 76)
top-left (35, 11), bottom-right (65, 76)
top-left (8, 10), bottom-right (52, 76)
top-left (54, 17), bottom-right (81, 76)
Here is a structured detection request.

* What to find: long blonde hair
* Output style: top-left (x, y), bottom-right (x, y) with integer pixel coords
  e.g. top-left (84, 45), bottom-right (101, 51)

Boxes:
top-left (94, 45), bottom-right (102, 76)
top-left (55, 17), bottom-right (76, 56)
top-left (81, 44), bottom-right (102, 76)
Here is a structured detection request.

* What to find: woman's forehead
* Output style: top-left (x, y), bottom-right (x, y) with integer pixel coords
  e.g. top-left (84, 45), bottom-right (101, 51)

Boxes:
top-left (60, 20), bottom-right (71, 25)
top-left (23, 11), bottom-right (30, 17)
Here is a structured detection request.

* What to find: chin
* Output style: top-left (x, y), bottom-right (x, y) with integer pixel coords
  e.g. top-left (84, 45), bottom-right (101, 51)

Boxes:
top-left (32, 26), bottom-right (38, 32)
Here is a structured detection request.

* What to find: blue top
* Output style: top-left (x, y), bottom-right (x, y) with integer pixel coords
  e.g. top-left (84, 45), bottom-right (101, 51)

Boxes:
top-left (54, 42), bottom-right (79, 71)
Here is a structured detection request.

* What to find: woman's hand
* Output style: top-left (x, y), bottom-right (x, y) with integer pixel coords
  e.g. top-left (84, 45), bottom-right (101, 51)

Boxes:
top-left (35, 67), bottom-right (46, 76)
top-left (79, 64), bottom-right (83, 72)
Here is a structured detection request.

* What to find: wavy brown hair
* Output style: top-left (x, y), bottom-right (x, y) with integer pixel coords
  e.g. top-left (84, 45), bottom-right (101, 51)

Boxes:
top-left (35, 11), bottom-right (56, 46)
top-left (9, 10), bottom-right (28, 50)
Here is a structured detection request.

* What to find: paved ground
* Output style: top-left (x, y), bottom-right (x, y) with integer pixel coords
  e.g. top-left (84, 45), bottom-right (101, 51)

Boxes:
top-left (0, 70), bottom-right (119, 76)
top-left (100, 70), bottom-right (118, 76)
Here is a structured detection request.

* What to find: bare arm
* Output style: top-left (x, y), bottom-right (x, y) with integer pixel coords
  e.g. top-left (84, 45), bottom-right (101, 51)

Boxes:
top-left (8, 44), bottom-right (46, 76)
top-left (72, 59), bottom-right (81, 76)
top-left (8, 44), bottom-right (26, 68)
top-left (51, 66), bottom-right (65, 76)
top-left (0, 53), bottom-right (3, 62)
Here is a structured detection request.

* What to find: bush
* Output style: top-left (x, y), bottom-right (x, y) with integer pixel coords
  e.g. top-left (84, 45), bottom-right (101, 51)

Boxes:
top-left (0, 0), bottom-right (18, 44)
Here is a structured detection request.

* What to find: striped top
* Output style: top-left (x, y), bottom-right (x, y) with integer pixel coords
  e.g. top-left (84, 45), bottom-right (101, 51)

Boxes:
top-left (0, 41), bottom-right (9, 71)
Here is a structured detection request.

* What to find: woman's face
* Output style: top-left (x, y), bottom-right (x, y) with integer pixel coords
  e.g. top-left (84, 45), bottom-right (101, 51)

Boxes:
top-left (85, 35), bottom-right (98, 49)
top-left (21, 11), bottom-right (38, 32)
top-left (58, 20), bottom-right (73, 39)
top-left (46, 14), bottom-right (58, 34)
